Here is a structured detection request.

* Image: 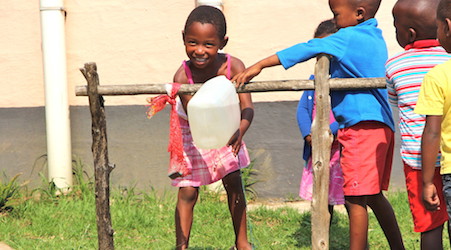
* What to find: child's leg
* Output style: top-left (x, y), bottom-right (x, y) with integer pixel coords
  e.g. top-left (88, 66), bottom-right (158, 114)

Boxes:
top-left (366, 192), bottom-right (404, 250)
top-left (339, 122), bottom-right (403, 249)
top-left (345, 196), bottom-right (369, 250)
top-left (222, 170), bottom-right (252, 250)
top-left (175, 186), bottom-right (199, 250)
top-left (441, 174), bottom-right (451, 246)
top-left (403, 164), bottom-right (447, 249)
top-left (421, 225), bottom-right (444, 250)
top-left (448, 221), bottom-right (451, 246)
top-left (328, 205), bottom-right (334, 218)
top-left (328, 205), bottom-right (334, 227)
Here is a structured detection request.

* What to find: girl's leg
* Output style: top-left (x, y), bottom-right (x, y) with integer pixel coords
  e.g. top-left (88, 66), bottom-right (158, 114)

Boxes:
top-left (328, 205), bottom-right (334, 227)
top-left (328, 205), bottom-right (334, 216)
top-left (366, 192), bottom-right (405, 250)
top-left (222, 170), bottom-right (252, 250)
top-left (175, 186), bottom-right (199, 250)
top-left (345, 196), bottom-right (369, 250)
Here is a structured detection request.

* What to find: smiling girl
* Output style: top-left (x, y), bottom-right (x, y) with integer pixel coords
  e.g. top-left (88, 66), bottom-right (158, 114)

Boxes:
top-left (171, 5), bottom-right (254, 250)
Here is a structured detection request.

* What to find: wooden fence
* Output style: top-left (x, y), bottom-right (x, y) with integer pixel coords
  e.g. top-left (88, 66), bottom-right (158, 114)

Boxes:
top-left (76, 55), bottom-right (386, 250)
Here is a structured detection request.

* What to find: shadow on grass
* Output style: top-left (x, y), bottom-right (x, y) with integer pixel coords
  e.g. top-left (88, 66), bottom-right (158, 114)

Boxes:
top-left (292, 212), bottom-right (349, 249)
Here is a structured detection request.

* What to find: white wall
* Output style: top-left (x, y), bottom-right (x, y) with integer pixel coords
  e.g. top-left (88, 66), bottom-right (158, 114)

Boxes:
top-left (1, 0), bottom-right (398, 107)
top-left (0, 2), bottom-right (44, 107)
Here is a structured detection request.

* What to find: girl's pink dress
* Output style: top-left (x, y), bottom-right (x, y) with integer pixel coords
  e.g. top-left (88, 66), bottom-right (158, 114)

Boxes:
top-left (172, 54), bottom-right (250, 187)
top-left (299, 101), bottom-right (344, 205)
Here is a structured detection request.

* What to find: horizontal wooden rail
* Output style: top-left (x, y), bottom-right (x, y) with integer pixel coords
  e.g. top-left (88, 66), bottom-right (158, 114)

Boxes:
top-left (75, 77), bottom-right (386, 96)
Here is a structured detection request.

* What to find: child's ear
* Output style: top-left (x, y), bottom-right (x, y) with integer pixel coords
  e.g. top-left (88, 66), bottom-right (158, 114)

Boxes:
top-left (408, 28), bottom-right (417, 44)
top-left (446, 18), bottom-right (451, 37)
top-left (220, 36), bottom-right (229, 49)
top-left (356, 7), bottom-right (366, 22)
top-left (182, 30), bottom-right (186, 42)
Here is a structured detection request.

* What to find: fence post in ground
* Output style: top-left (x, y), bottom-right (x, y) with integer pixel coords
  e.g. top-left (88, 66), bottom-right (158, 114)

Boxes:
top-left (311, 54), bottom-right (333, 250)
top-left (80, 62), bottom-right (115, 250)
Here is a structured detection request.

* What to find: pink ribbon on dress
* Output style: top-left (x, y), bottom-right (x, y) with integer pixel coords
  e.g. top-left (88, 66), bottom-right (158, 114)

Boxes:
top-left (146, 83), bottom-right (190, 179)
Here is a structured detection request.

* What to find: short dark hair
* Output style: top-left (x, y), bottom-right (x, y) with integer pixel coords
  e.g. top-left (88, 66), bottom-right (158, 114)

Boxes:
top-left (352, 0), bottom-right (381, 18)
top-left (184, 5), bottom-right (226, 39)
top-left (437, 0), bottom-right (451, 21)
top-left (314, 19), bottom-right (338, 38)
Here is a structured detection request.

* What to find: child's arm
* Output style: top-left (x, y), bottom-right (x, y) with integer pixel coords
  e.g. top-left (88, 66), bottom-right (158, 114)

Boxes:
top-left (296, 91), bottom-right (313, 143)
top-left (173, 65), bottom-right (192, 113)
top-left (385, 74), bottom-right (399, 107)
top-left (421, 115), bottom-right (442, 211)
top-left (228, 93), bottom-right (253, 155)
top-left (228, 56), bottom-right (254, 155)
top-left (330, 120), bottom-right (339, 137)
top-left (232, 54), bottom-right (281, 87)
top-left (232, 31), bottom-right (350, 87)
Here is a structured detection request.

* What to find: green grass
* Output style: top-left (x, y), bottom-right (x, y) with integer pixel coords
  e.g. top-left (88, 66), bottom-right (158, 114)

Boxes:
top-left (0, 168), bottom-right (450, 249)
top-left (0, 173), bottom-right (23, 212)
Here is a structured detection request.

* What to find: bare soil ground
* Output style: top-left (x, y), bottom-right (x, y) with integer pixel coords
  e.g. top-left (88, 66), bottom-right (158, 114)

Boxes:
top-left (247, 199), bottom-right (348, 214)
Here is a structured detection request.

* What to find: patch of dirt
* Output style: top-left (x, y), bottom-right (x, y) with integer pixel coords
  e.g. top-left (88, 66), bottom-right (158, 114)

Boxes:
top-left (0, 242), bottom-right (14, 250)
top-left (247, 200), bottom-right (347, 214)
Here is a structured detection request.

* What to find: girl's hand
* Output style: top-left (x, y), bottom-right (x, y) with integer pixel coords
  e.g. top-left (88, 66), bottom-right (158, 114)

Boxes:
top-left (227, 130), bottom-right (242, 156)
top-left (423, 183), bottom-right (440, 211)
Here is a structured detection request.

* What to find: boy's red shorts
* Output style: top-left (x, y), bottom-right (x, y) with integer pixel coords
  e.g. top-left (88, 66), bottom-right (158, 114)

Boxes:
top-left (404, 162), bottom-right (448, 232)
top-left (338, 121), bottom-right (393, 196)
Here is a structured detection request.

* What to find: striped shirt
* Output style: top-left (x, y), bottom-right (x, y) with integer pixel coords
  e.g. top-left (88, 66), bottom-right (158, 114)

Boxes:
top-left (385, 40), bottom-right (451, 169)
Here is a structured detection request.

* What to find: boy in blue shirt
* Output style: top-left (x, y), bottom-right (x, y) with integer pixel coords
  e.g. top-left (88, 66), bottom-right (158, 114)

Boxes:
top-left (233, 0), bottom-right (405, 249)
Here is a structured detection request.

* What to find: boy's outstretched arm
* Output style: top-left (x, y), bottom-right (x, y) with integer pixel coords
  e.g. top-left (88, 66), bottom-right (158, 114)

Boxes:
top-left (421, 115), bottom-right (442, 211)
top-left (232, 54), bottom-right (281, 87)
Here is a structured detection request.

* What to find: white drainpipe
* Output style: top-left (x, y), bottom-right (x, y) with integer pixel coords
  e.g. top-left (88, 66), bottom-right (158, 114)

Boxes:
top-left (39, 0), bottom-right (73, 189)
top-left (197, 0), bottom-right (224, 55)
top-left (196, 0), bottom-right (223, 10)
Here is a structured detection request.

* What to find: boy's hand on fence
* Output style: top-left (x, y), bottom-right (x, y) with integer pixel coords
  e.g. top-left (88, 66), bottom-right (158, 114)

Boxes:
top-left (232, 65), bottom-right (262, 88)
top-left (232, 54), bottom-right (281, 88)
top-left (423, 183), bottom-right (441, 211)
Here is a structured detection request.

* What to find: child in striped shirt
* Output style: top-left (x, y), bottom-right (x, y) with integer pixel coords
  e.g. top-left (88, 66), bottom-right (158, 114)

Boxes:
top-left (385, 0), bottom-right (451, 248)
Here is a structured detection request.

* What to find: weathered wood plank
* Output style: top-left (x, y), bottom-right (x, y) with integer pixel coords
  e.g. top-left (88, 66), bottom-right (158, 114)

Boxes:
top-left (75, 77), bottom-right (385, 96)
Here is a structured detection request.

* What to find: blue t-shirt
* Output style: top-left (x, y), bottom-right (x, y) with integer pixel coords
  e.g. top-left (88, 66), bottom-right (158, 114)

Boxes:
top-left (277, 18), bottom-right (394, 131)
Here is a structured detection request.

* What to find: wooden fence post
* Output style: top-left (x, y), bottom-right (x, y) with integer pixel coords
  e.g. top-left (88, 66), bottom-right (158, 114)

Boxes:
top-left (311, 54), bottom-right (333, 250)
top-left (80, 62), bottom-right (115, 250)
